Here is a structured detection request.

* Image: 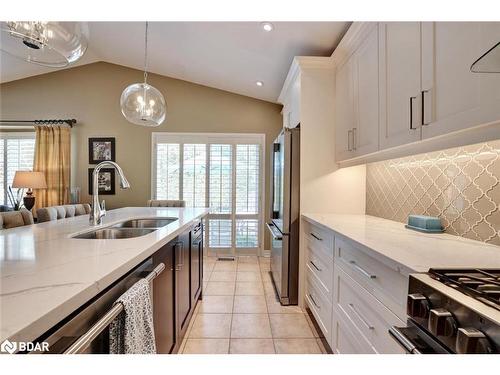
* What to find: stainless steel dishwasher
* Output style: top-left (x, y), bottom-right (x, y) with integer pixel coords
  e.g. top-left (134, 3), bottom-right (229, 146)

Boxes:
top-left (27, 252), bottom-right (173, 354)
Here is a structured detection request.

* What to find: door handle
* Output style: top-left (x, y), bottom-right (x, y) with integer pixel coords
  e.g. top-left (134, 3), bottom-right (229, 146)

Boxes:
top-left (409, 96), bottom-right (417, 130)
top-left (348, 303), bottom-right (374, 330)
top-left (310, 232), bottom-right (322, 241)
top-left (308, 293), bottom-right (321, 309)
top-left (349, 260), bottom-right (376, 279)
top-left (266, 222), bottom-right (282, 240)
top-left (352, 127), bottom-right (357, 151)
top-left (347, 129), bottom-right (353, 151)
top-left (421, 90), bottom-right (432, 126)
top-left (388, 327), bottom-right (421, 354)
top-left (309, 260), bottom-right (322, 272)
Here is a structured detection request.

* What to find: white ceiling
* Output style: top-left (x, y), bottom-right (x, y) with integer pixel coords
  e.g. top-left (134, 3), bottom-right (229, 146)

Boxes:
top-left (0, 22), bottom-right (349, 102)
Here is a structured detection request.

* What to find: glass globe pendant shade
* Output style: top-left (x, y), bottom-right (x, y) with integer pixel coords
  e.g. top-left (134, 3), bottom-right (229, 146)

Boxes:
top-left (120, 82), bottom-right (166, 127)
top-left (0, 21), bottom-right (89, 67)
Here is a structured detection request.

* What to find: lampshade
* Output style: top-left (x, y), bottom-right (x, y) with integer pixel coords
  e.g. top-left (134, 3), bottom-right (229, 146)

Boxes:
top-left (12, 171), bottom-right (47, 189)
top-left (0, 21), bottom-right (89, 67)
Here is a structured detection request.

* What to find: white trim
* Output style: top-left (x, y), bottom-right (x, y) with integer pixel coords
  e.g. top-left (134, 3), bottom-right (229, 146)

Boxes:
top-left (151, 132), bottom-right (266, 256)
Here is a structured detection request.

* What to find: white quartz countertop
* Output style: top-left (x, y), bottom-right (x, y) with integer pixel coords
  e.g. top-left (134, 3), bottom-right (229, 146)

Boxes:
top-left (302, 213), bottom-right (500, 273)
top-left (0, 207), bottom-right (209, 343)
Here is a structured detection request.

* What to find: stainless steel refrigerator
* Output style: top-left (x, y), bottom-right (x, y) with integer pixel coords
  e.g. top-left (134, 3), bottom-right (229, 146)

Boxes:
top-left (266, 127), bottom-right (300, 305)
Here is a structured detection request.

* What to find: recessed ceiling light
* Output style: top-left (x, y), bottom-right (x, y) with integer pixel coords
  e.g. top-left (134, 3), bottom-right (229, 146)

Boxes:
top-left (256, 81), bottom-right (264, 87)
top-left (261, 22), bottom-right (274, 32)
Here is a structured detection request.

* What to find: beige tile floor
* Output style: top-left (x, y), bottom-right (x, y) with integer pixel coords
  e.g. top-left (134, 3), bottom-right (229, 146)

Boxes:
top-left (180, 256), bottom-right (328, 354)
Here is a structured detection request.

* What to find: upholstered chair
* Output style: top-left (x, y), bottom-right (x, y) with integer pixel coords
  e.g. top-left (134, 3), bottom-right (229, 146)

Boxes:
top-left (0, 209), bottom-right (35, 229)
top-left (146, 200), bottom-right (186, 208)
top-left (37, 204), bottom-right (91, 223)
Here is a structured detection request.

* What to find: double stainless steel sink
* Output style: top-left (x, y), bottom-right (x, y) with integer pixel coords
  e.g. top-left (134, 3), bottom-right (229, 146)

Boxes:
top-left (72, 218), bottom-right (178, 239)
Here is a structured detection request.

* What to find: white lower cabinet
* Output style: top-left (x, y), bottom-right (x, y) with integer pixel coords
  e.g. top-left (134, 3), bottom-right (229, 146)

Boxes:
top-left (303, 219), bottom-right (408, 354)
top-left (332, 264), bottom-right (406, 354)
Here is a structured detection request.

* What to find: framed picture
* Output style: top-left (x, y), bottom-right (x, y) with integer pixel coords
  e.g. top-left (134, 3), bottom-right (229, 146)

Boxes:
top-left (88, 137), bottom-right (115, 164)
top-left (88, 168), bottom-right (115, 195)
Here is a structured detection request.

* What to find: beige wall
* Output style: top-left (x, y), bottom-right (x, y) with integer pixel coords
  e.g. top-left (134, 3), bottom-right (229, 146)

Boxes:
top-left (0, 62), bottom-right (282, 247)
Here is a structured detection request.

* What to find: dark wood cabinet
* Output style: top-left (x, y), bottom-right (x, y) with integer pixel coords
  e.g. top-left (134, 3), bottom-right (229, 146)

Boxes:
top-left (191, 221), bottom-right (203, 304)
top-left (176, 230), bottom-right (191, 336)
top-left (152, 221), bottom-right (204, 353)
top-left (152, 241), bottom-right (176, 354)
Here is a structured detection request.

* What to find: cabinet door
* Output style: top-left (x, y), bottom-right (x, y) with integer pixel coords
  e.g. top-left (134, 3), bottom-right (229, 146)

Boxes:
top-left (421, 22), bottom-right (500, 139)
top-left (335, 56), bottom-right (356, 161)
top-left (191, 222), bottom-right (203, 303)
top-left (379, 22), bottom-right (422, 149)
top-left (153, 241), bottom-right (176, 353)
top-left (176, 231), bottom-right (191, 334)
top-left (353, 24), bottom-right (380, 157)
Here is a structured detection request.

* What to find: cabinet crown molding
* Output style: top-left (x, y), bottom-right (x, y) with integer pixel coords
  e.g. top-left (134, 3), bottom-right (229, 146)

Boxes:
top-left (331, 22), bottom-right (378, 68)
top-left (278, 56), bottom-right (334, 104)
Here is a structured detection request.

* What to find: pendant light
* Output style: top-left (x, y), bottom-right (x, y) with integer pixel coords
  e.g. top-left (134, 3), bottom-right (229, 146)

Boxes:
top-left (120, 22), bottom-right (166, 127)
top-left (0, 22), bottom-right (89, 67)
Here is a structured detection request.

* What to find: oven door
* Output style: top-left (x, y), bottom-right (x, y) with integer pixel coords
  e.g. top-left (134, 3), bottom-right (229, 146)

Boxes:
top-left (389, 320), bottom-right (452, 354)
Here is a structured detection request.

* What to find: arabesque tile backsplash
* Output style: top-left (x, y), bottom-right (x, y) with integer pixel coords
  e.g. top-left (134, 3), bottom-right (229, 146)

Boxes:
top-left (366, 140), bottom-right (500, 245)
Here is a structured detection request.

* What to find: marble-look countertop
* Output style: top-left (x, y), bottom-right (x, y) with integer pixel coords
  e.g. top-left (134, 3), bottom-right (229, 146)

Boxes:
top-left (0, 207), bottom-right (209, 343)
top-left (302, 213), bottom-right (500, 273)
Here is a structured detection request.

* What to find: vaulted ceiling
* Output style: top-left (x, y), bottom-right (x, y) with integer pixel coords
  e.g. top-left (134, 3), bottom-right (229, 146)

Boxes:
top-left (0, 22), bottom-right (349, 102)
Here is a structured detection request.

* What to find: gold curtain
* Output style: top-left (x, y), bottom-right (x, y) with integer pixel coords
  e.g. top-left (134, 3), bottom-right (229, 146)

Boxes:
top-left (33, 126), bottom-right (71, 211)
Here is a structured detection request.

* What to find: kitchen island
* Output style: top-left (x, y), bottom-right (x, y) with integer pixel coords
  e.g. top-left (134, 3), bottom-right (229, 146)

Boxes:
top-left (0, 207), bottom-right (209, 347)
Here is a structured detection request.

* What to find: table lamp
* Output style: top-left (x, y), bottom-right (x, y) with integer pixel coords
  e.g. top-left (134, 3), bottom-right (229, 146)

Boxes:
top-left (12, 171), bottom-right (47, 210)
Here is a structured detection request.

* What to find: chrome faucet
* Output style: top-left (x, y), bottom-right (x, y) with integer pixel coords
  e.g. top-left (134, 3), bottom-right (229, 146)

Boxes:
top-left (89, 161), bottom-right (130, 226)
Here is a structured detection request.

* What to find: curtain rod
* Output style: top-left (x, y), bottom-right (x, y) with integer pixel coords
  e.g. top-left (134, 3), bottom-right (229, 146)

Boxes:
top-left (0, 119), bottom-right (77, 128)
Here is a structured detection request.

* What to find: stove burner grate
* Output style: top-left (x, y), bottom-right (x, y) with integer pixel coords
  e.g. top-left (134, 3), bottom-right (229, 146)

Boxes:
top-left (429, 268), bottom-right (500, 311)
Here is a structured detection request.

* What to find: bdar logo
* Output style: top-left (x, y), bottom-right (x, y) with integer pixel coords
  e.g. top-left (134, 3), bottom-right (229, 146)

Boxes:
top-left (1, 339), bottom-right (17, 354)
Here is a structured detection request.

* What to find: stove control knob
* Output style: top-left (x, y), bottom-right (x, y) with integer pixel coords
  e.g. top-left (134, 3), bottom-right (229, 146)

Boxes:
top-left (428, 308), bottom-right (457, 337)
top-left (407, 293), bottom-right (430, 319)
top-left (456, 328), bottom-right (494, 354)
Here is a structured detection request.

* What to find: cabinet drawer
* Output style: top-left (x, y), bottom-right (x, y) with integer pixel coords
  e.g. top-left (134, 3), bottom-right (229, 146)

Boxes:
top-left (305, 270), bottom-right (332, 346)
top-left (306, 238), bottom-right (333, 301)
top-left (332, 309), bottom-right (376, 354)
top-left (335, 236), bottom-right (407, 319)
top-left (303, 220), bottom-right (335, 259)
top-left (334, 264), bottom-right (406, 354)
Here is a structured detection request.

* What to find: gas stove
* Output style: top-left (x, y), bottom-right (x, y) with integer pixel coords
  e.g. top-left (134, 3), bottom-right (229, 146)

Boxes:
top-left (389, 269), bottom-right (500, 354)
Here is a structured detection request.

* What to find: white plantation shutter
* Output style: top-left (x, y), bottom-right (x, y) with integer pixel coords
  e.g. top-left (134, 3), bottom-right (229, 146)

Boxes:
top-left (209, 144), bottom-right (232, 214)
top-left (155, 143), bottom-right (180, 200)
top-left (152, 133), bottom-right (263, 254)
top-left (183, 144), bottom-right (206, 208)
top-left (1, 135), bottom-right (36, 205)
top-left (236, 144), bottom-right (259, 214)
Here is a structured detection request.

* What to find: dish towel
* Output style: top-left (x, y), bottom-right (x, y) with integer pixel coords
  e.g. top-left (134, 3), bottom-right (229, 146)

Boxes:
top-left (109, 279), bottom-right (157, 354)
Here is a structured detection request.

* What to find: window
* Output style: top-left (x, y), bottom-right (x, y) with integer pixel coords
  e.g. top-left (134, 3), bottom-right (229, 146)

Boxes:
top-left (0, 133), bottom-right (36, 205)
top-left (152, 133), bottom-right (264, 254)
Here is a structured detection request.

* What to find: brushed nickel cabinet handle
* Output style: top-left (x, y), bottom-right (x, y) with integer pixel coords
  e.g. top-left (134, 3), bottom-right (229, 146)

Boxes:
top-left (310, 233), bottom-right (323, 241)
top-left (421, 90), bottom-right (432, 126)
top-left (309, 293), bottom-right (321, 309)
top-left (409, 96), bottom-right (417, 130)
top-left (349, 260), bottom-right (376, 279)
top-left (348, 303), bottom-right (374, 330)
top-left (352, 127), bottom-right (357, 150)
top-left (310, 260), bottom-right (322, 272)
top-left (347, 130), bottom-right (353, 151)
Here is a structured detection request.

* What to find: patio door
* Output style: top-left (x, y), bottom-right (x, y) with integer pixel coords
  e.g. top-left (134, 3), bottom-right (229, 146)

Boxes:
top-left (152, 133), bottom-right (265, 256)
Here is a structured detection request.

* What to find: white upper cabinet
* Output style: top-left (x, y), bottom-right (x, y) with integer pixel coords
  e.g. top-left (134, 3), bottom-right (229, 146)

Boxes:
top-left (280, 69), bottom-right (301, 129)
top-left (335, 24), bottom-right (379, 162)
top-left (354, 25), bottom-right (379, 156)
top-left (378, 22), bottom-right (422, 150)
top-left (421, 22), bottom-right (500, 139)
top-left (335, 56), bottom-right (356, 161)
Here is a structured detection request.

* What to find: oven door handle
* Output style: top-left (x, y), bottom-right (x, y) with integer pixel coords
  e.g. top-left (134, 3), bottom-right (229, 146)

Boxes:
top-left (388, 326), bottom-right (422, 354)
